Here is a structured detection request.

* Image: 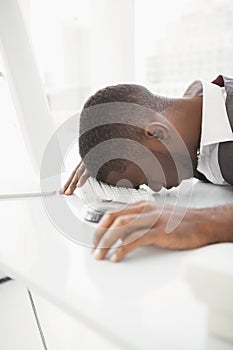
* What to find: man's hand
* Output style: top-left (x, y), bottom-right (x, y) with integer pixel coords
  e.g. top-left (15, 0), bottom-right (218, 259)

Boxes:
top-left (92, 201), bottom-right (233, 262)
top-left (60, 160), bottom-right (90, 195)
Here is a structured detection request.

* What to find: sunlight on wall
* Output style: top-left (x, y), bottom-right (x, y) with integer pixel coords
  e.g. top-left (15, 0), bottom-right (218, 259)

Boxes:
top-left (135, 0), bottom-right (233, 96)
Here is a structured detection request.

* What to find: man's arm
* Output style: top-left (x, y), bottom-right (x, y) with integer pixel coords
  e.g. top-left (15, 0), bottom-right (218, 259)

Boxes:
top-left (91, 202), bottom-right (233, 262)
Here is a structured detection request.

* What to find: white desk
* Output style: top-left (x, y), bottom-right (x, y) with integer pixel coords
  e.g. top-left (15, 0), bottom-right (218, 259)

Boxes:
top-left (0, 180), bottom-right (233, 349)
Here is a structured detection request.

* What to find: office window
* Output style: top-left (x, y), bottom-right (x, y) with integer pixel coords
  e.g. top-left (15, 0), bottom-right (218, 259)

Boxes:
top-left (23, 0), bottom-right (134, 113)
top-left (5, 0), bottom-right (233, 110)
top-left (135, 0), bottom-right (233, 96)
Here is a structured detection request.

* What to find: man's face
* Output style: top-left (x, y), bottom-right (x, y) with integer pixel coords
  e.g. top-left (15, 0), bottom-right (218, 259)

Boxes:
top-left (105, 153), bottom-right (180, 192)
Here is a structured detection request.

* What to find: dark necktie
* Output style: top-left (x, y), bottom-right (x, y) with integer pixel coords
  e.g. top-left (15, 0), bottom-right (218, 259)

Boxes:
top-left (218, 92), bottom-right (233, 185)
top-left (194, 75), bottom-right (233, 185)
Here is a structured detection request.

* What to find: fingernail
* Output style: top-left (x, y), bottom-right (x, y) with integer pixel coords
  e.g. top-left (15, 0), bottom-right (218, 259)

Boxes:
top-left (93, 248), bottom-right (102, 259)
top-left (110, 253), bottom-right (118, 262)
top-left (65, 189), bottom-right (71, 194)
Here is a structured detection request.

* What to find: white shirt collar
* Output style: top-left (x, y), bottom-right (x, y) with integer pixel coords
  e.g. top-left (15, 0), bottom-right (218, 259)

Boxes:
top-left (200, 80), bottom-right (233, 148)
top-left (184, 79), bottom-right (233, 184)
top-left (184, 79), bottom-right (233, 148)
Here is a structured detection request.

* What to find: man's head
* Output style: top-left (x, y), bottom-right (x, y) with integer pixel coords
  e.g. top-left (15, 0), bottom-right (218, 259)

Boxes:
top-left (79, 84), bottom-right (200, 191)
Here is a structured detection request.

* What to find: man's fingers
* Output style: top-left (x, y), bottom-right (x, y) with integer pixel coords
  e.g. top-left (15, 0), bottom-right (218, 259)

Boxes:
top-left (92, 247), bottom-right (110, 260)
top-left (94, 201), bottom-right (149, 241)
top-left (109, 229), bottom-right (152, 262)
top-left (77, 169), bottom-right (90, 187)
top-left (60, 161), bottom-right (82, 194)
top-left (61, 162), bottom-right (88, 195)
top-left (93, 230), bottom-right (145, 262)
top-left (60, 167), bottom-right (78, 194)
top-left (93, 213), bottom-right (146, 260)
top-left (93, 210), bottom-right (157, 261)
top-left (93, 201), bottom-right (157, 249)
top-left (64, 169), bottom-right (83, 195)
top-left (93, 215), bottom-right (134, 259)
top-left (93, 204), bottom-right (146, 248)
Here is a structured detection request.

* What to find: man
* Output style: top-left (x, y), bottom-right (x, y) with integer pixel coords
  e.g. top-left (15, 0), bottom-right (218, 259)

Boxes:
top-left (60, 76), bottom-right (233, 262)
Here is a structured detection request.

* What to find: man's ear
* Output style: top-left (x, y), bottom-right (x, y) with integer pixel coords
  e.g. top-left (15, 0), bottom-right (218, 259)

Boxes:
top-left (144, 122), bottom-right (170, 141)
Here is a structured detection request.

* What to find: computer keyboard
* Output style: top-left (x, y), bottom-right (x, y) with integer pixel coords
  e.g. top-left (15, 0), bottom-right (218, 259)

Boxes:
top-left (87, 178), bottom-right (148, 203)
top-left (77, 177), bottom-right (150, 223)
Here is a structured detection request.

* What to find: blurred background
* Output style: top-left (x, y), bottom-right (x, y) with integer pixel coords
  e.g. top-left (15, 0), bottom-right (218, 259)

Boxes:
top-left (0, 2), bottom-right (233, 348)
top-left (1, 0), bottom-right (233, 123)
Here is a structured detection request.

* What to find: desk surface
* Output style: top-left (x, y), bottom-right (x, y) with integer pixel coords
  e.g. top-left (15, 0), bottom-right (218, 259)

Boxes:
top-left (0, 180), bottom-right (233, 350)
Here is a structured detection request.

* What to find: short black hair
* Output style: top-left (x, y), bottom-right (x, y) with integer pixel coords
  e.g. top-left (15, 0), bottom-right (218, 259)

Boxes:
top-left (79, 84), bottom-right (172, 184)
top-left (83, 84), bottom-right (163, 110)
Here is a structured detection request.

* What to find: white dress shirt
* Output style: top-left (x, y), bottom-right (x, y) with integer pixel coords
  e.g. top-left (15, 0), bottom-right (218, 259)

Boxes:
top-left (184, 80), bottom-right (233, 185)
